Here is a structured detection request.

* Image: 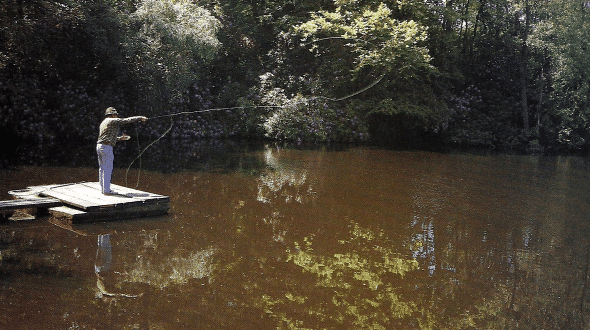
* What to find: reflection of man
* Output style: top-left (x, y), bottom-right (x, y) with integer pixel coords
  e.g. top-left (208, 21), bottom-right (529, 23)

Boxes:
top-left (94, 234), bottom-right (142, 298)
top-left (96, 107), bottom-right (148, 194)
top-left (95, 234), bottom-right (112, 274)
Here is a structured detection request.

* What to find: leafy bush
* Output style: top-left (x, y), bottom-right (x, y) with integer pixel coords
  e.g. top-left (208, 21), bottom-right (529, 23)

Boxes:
top-left (261, 89), bottom-right (368, 142)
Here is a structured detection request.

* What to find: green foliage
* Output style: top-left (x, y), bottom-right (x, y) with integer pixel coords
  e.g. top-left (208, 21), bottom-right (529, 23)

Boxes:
top-left (123, 0), bottom-right (221, 105)
top-left (295, 2), bottom-right (433, 75)
top-left (529, 0), bottom-right (590, 151)
top-left (0, 0), bottom-right (224, 164)
top-left (260, 89), bottom-right (369, 142)
top-left (289, 1), bottom-right (450, 143)
top-left (0, 0), bottom-right (126, 164)
top-left (433, 0), bottom-right (550, 152)
top-left (4, 0), bottom-right (590, 161)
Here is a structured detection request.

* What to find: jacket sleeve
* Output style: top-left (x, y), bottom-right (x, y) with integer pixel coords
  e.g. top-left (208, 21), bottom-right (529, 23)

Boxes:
top-left (119, 116), bottom-right (145, 125)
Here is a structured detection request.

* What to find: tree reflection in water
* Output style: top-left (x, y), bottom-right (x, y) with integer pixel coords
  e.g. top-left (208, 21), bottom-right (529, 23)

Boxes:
top-left (251, 146), bottom-right (421, 328)
top-left (93, 231), bottom-right (217, 291)
top-left (2, 149), bottom-right (590, 328)
top-left (257, 145), bottom-right (310, 205)
top-left (243, 148), bottom-right (590, 328)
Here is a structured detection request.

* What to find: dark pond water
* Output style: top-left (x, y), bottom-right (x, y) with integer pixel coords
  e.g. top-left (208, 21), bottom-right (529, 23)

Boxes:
top-left (1, 144), bottom-right (590, 329)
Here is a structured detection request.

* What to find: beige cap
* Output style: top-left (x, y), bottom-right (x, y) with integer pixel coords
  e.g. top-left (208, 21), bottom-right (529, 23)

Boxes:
top-left (105, 107), bottom-right (118, 116)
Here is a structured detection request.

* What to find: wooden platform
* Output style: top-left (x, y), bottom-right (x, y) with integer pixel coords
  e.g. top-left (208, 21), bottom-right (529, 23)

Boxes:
top-left (6, 182), bottom-right (169, 222)
top-left (0, 197), bottom-right (62, 211)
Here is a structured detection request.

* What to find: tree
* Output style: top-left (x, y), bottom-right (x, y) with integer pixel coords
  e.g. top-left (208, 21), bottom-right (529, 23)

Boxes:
top-left (296, 3), bottom-right (432, 75)
top-left (123, 0), bottom-right (221, 109)
top-left (292, 1), bottom-right (448, 143)
top-left (437, 0), bottom-right (548, 151)
top-left (531, 0), bottom-right (590, 151)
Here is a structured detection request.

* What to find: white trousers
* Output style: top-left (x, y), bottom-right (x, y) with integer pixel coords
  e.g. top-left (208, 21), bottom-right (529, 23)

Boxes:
top-left (96, 144), bottom-right (114, 193)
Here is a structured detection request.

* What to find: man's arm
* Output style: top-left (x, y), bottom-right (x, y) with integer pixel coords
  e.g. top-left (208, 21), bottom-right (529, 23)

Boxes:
top-left (116, 116), bottom-right (148, 141)
top-left (120, 116), bottom-right (148, 124)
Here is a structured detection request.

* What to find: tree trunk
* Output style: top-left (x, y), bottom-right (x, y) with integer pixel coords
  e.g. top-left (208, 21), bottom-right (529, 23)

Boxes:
top-left (468, 0), bottom-right (485, 57)
top-left (535, 61), bottom-right (546, 134)
top-left (520, 0), bottom-right (531, 133)
top-left (520, 56), bottom-right (529, 132)
top-left (460, 0), bottom-right (472, 54)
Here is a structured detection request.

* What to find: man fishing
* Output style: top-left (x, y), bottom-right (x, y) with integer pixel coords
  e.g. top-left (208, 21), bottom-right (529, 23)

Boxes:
top-left (97, 107), bottom-right (148, 194)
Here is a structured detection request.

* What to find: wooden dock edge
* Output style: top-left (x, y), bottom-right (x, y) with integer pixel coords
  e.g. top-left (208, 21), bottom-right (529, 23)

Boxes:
top-left (5, 182), bottom-right (170, 222)
top-left (50, 201), bottom-right (170, 222)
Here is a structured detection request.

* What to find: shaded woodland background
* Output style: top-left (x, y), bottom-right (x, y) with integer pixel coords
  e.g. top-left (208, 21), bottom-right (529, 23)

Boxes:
top-left (1, 0), bottom-right (590, 165)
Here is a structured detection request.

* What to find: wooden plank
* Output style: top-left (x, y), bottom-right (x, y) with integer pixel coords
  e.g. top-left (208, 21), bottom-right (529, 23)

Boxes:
top-left (50, 202), bottom-right (169, 222)
top-left (76, 183), bottom-right (169, 205)
top-left (49, 206), bottom-right (90, 221)
top-left (8, 211), bottom-right (36, 221)
top-left (39, 188), bottom-right (103, 211)
top-left (59, 184), bottom-right (130, 208)
top-left (82, 182), bottom-right (169, 202)
top-left (9, 183), bottom-right (80, 198)
top-left (37, 182), bottom-right (169, 211)
top-left (9, 182), bottom-right (170, 222)
top-left (0, 197), bottom-right (62, 211)
top-left (9, 183), bottom-right (103, 210)
top-left (32, 183), bottom-right (142, 210)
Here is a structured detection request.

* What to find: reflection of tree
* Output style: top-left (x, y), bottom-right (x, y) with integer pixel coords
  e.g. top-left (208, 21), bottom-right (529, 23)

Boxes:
top-left (256, 145), bottom-right (313, 204)
top-left (469, 158), bottom-right (590, 329)
top-left (125, 247), bottom-right (217, 289)
top-left (14, 149), bottom-right (589, 329)
top-left (101, 230), bottom-right (217, 290)
top-left (402, 156), bottom-right (590, 329)
top-left (255, 145), bottom-right (319, 245)
top-left (255, 222), bottom-right (419, 329)
top-left (409, 196), bottom-right (437, 276)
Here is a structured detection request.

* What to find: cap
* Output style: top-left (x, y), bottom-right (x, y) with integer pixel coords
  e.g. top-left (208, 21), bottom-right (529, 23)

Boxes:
top-left (105, 107), bottom-right (118, 116)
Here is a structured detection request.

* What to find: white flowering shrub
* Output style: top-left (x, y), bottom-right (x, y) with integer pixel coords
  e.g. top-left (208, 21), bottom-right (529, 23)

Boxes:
top-left (261, 91), bottom-right (369, 143)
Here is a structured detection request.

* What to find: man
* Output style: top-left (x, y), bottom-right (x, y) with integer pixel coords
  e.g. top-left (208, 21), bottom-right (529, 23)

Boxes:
top-left (97, 107), bottom-right (148, 194)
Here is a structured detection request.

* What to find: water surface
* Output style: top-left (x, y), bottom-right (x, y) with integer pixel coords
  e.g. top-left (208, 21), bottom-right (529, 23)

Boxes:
top-left (1, 145), bottom-right (590, 329)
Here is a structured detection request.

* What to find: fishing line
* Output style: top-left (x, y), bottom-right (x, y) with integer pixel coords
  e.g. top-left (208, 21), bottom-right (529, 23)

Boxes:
top-left (125, 116), bottom-right (173, 188)
top-left (131, 126), bottom-right (142, 188)
top-left (149, 106), bottom-right (281, 119)
top-left (124, 37), bottom-right (387, 187)
top-left (125, 106), bottom-right (280, 187)
top-left (301, 36), bottom-right (388, 102)
top-left (316, 72), bottom-right (386, 102)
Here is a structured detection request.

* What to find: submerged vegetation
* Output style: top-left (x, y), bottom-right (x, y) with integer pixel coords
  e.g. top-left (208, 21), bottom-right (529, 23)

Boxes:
top-left (1, 0), bottom-right (590, 164)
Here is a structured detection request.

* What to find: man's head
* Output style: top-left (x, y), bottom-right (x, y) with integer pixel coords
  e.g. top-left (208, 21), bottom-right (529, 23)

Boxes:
top-left (105, 107), bottom-right (118, 117)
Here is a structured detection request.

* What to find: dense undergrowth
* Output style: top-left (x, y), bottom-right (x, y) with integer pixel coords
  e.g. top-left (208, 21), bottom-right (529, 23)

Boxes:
top-left (2, 0), bottom-right (590, 166)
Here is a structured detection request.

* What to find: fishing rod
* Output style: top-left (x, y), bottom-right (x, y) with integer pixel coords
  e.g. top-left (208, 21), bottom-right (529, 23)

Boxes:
top-left (125, 105), bottom-right (281, 188)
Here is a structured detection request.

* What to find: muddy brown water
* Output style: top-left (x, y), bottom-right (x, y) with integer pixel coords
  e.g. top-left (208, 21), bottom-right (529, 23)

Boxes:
top-left (1, 145), bottom-right (590, 329)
